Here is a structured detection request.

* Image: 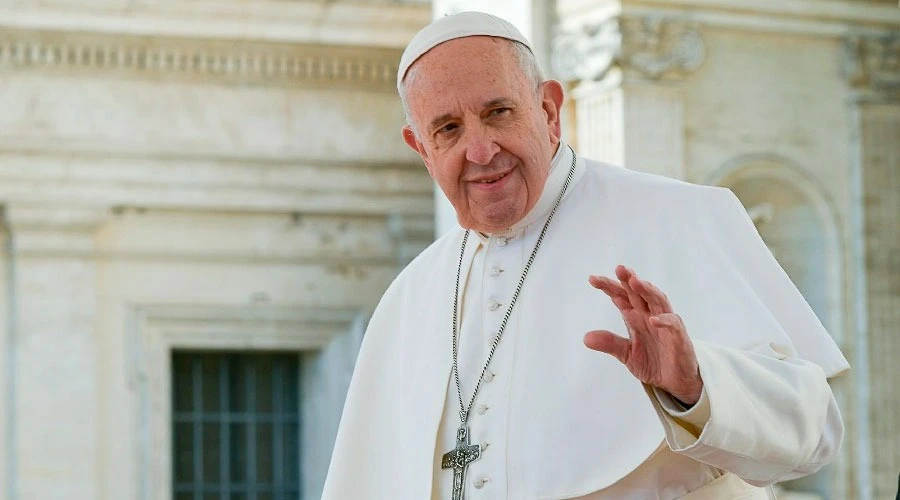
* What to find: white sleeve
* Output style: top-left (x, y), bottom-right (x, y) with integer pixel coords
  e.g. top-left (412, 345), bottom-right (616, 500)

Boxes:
top-left (645, 340), bottom-right (844, 487)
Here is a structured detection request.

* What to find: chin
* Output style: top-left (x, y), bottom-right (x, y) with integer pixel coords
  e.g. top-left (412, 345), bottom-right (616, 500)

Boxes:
top-left (457, 200), bottom-right (529, 233)
top-left (469, 213), bottom-right (523, 233)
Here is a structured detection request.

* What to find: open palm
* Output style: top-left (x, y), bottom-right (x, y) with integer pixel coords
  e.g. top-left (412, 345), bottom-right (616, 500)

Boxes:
top-left (585, 265), bottom-right (703, 406)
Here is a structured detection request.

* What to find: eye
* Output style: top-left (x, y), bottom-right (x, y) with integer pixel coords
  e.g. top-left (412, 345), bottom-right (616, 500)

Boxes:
top-left (436, 123), bottom-right (459, 135)
top-left (489, 107), bottom-right (512, 117)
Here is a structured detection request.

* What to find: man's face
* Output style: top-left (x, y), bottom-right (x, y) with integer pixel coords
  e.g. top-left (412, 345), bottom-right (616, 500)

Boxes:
top-left (402, 37), bottom-right (564, 233)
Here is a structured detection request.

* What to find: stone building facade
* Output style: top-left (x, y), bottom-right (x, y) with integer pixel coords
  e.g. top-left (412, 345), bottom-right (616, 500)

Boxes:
top-left (0, 1), bottom-right (433, 499)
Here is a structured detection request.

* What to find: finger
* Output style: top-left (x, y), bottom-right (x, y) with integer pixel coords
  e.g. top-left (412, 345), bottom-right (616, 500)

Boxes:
top-left (583, 330), bottom-right (630, 364)
top-left (589, 275), bottom-right (632, 310)
top-left (631, 278), bottom-right (673, 315)
top-left (615, 265), bottom-right (649, 313)
top-left (588, 275), bottom-right (625, 295)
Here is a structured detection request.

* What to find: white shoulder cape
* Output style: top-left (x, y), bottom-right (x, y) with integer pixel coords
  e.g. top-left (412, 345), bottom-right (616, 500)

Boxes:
top-left (322, 157), bottom-right (849, 499)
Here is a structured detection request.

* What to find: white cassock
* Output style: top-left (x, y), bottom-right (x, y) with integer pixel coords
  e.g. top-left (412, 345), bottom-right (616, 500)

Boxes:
top-left (322, 143), bottom-right (849, 500)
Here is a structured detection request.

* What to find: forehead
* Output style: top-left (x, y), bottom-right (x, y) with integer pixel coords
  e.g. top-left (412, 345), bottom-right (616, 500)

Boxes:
top-left (405, 37), bottom-right (528, 112)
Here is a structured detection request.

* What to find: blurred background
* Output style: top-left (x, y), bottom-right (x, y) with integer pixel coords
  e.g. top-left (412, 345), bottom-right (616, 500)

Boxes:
top-left (0, 0), bottom-right (897, 499)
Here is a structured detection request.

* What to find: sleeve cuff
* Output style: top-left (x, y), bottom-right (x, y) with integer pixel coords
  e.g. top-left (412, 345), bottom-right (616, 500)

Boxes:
top-left (650, 384), bottom-right (710, 439)
top-left (655, 385), bottom-right (710, 429)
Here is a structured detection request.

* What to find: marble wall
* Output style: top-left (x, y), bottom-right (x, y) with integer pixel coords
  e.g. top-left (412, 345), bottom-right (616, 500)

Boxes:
top-left (0, 2), bottom-right (433, 499)
top-left (857, 101), bottom-right (900, 500)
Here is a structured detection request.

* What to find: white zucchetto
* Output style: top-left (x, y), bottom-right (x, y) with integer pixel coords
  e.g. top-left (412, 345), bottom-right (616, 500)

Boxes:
top-left (397, 11), bottom-right (534, 91)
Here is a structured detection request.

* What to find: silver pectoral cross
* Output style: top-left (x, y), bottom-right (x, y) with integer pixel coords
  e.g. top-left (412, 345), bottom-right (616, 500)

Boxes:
top-left (441, 425), bottom-right (481, 500)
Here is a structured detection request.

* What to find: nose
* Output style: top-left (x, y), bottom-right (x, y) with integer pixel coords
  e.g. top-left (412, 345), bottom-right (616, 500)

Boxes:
top-left (463, 125), bottom-right (500, 166)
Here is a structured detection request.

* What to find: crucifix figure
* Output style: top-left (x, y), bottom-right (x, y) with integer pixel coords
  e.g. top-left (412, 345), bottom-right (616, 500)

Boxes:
top-left (441, 425), bottom-right (481, 500)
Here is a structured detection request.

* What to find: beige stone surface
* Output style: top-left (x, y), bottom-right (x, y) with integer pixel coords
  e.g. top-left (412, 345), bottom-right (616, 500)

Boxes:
top-left (0, 1), bottom-right (434, 499)
top-left (857, 103), bottom-right (900, 500)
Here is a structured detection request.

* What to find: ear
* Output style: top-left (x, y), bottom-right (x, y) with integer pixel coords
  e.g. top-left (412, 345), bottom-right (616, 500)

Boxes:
top-left (540, 80), bottom-right (565, 143)
top-left (402, 125), bottom-right (422, 154)
top-left (402, 125), bottom-right (436, 176)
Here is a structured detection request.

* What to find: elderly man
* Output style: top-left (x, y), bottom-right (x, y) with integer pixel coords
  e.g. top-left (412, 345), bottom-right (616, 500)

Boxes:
top-left (322, 11), bottom-right (848, 500)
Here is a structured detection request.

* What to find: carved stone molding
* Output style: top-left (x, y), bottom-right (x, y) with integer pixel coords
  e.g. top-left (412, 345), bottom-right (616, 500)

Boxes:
top-left (553, 16), bottom-right (705, 83)
top-left (0, 151), bottom-right (433, 218)
top-left (3, 204), bottom-right (109, 231)
top-left (0, 28), bottom-right (402, 90)
top-left (844, 33), bottom-right (900, 92)
top-left (620, 17), bottom-right (705, 80)
top-left (2, 204), bottom-right (111, 254)
top-left (552, 19), bottom-right (622, 82)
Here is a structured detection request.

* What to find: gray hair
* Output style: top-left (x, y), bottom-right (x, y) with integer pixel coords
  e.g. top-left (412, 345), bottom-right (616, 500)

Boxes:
top-left (399, 39), bottom-right (544, 138)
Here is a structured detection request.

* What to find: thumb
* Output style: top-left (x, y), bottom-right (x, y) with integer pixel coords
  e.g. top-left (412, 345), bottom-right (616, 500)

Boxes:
top-left (584, 330), bottom-right (630, 365)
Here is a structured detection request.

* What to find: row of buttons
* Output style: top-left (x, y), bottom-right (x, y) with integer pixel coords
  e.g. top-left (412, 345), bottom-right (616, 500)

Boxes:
top-left (468, 235), bottom-right (509, 494)
top-left (476, 368), bottom-right (493, 487)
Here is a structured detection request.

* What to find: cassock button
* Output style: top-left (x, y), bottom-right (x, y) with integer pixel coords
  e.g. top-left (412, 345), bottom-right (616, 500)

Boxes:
top-left (489, 265), bottom-right (504, 277)
top-left (476, 404), bottom-right (489, 415)
top-left (488, 299), bottom-right (502, 311)
top-left (496, 237), bottom-right (508, 247)
top-left (482, 371), bottom-right (495, 383)
top-left (474, 476), bottom-right (490, 489)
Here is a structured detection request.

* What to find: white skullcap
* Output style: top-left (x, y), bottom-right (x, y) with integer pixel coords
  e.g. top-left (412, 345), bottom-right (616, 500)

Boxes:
top-left (397, 11), bottom-right (533, 91)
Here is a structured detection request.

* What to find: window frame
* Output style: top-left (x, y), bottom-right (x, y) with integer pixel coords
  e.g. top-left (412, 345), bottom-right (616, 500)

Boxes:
top-left (127, 304), bottom-right (363, 500)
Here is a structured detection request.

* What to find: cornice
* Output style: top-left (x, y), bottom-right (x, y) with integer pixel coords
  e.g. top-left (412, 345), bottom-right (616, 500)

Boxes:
top-left (0, 27), bottom-right (404, 90)
top-left (0, 148), bottom-right (433, 218)
top-left (558, 0), bottom-right (900, 38)
top-left (3, 205), bottom-right (109, 231)
top-left (0, 2), bottom-right (431, 49)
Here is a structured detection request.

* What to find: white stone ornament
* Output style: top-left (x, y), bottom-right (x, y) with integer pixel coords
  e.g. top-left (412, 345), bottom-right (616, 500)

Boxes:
top-left (552, 20), bottom-right (622, 82)
top-left (553, 16), bottom-right (706, 83)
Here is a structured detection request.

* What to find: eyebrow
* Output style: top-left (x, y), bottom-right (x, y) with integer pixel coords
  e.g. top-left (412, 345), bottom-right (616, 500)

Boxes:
top-left (484, 98), bottom-right (516, 109)
top-left (427, 98), bottom-right (517, 131)
top-left (429, 113), bottom-right (454, 131)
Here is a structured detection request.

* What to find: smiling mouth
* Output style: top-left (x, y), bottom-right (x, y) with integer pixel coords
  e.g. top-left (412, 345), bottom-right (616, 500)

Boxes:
top-left (476, 171), bottom-right (510, 184)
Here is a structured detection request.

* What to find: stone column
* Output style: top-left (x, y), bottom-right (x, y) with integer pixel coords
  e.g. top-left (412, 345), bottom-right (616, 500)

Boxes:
top-left (0, 214), bottom-right (8, 500)
top-left (845, 32), bottom-right (900, 500)
top-left (3, 204), bottom-right (108, 500)
top-left (553, 15), bottom-right (705, 179)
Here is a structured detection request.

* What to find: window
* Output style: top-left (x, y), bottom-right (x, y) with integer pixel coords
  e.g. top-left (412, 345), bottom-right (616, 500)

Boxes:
top-left (172, 352), bottom-right (301, 500)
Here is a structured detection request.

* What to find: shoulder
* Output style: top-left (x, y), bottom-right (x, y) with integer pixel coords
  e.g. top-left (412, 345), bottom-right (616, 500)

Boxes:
top-left (581, 158), bottom-right (714, 196)
top-left (361, 228), bottom-right (461, 341)
top-left (378, 226), bottom-right (463, 300)
top-left (578, 157), bottom-right (738, 214)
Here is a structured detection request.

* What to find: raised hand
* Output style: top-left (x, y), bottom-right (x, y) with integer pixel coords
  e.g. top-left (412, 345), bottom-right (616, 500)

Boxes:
top-left (584, 265), bottom-right (703, 406)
